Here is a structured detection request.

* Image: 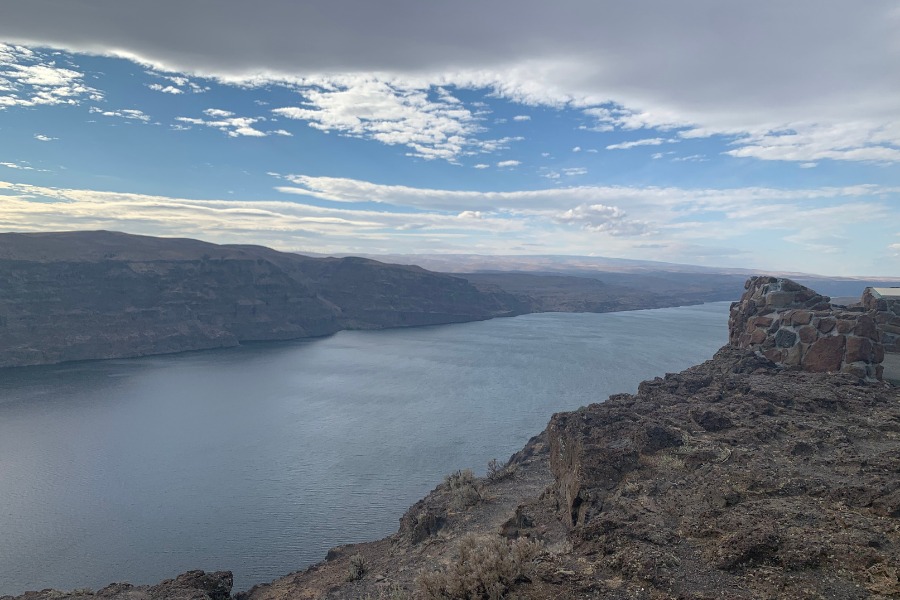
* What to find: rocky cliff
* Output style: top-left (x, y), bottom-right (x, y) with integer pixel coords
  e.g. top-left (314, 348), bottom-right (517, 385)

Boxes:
top-left (0, 231), bottom-right (521, 368)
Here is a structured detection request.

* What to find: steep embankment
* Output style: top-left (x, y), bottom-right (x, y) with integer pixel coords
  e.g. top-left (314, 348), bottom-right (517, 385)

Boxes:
top-left (0, 231), bottom-right (522, 368)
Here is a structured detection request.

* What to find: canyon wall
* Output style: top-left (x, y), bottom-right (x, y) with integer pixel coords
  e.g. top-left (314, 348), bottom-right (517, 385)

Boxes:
top-left (0, 231), bottom-right (520, 368)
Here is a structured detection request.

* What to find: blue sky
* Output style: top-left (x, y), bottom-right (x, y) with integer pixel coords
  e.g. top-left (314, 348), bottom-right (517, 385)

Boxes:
top-left (1, 1), bottom-right (899, 276)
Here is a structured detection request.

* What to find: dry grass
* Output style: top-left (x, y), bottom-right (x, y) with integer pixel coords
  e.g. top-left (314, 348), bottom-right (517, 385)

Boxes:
top-left (417, 534), bottom-right (541, 600)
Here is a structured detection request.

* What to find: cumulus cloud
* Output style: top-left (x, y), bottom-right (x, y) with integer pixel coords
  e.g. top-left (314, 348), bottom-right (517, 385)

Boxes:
top-left (147, 71), bottom-right (208, 93)
top-left (512, 115), bottom-right (530, 121)
top-left (473, 163), bottom-right (489, 169)
top-left (497, 160), bottom-right (520, 168)
top-left (34, 133), bottom-right (56, 141)
top-left (556, 204), bottom-right (650, 235)
top-left (148, 83), bottom-right (182, 94)
top-left (271, 77), bottom-right (522, 161)
top-left (0, 43), bottom-right (101, 109)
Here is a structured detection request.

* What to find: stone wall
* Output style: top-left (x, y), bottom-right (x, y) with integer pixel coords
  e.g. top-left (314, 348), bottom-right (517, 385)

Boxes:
top-left (861, 288), bottom-right (900, 353)
top-left (729, 276), bottom-right (884, 381)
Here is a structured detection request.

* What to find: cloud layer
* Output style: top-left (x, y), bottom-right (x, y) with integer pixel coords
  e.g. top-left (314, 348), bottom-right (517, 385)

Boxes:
top-left (1, 3), bottom-right (898, 164)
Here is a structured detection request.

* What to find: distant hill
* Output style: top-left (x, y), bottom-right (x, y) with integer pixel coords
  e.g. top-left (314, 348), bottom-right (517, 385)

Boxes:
top-left (350, 252), bottom-right (900, 300)
top-left (0, 231), bottom-right (520, 368)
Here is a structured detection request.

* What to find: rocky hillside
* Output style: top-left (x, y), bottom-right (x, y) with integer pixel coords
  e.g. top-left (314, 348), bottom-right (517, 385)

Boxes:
top-left (0, 231), bottom-right (522, 368)
top-left (8, 346), bottom-right (897, 600)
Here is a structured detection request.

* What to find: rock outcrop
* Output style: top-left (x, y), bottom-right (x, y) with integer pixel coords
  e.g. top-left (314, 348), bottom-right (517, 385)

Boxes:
top-left (1, 571), bottom-right (233, 600)
top-left (0, 231), bottom-right (521, 368)
top-left (729, 276), bottom-right (885, 380)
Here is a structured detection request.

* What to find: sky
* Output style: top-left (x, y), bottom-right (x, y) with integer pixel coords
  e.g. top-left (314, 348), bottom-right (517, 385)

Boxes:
top-left (0, 1), bottom-right (898, 276)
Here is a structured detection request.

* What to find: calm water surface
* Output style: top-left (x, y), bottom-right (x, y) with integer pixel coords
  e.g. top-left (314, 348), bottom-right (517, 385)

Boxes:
top-left (0, 303), bottom-right (730, 594)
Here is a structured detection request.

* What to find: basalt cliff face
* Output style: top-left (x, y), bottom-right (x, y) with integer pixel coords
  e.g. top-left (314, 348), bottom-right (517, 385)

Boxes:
top-left (5, 278), bottom-right (899, 600)
top-left (0, 231), bottom-right (522, 368)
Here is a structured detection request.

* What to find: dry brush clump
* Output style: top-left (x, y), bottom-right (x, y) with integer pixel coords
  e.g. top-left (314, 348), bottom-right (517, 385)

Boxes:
top-left (444, 469), bottom-right (482, 510)
top-left (416, 534), bottom-right (541, 600)
top-left (485, 458), bottom-right (516, 482)
top-left (347, 553), bottom-right (367, 581)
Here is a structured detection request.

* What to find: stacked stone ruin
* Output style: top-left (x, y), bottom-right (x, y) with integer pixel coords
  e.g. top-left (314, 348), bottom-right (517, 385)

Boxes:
top-left (861, 288), bottom-right (900, 353)
top-left (729, 276), bottom-right (885, 381)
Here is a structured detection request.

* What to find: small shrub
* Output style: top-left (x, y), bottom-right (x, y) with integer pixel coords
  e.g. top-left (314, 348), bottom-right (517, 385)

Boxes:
top-left (348, 553), bottom-right (367, 581)
top-left (486, 458), bottom-right (516, 482)
top-left (417, 534), bottom-right (541, 600)
top-left (355, 583), bottom-right (408, 600)
top-left (445, 469), bottom-right (482, 510)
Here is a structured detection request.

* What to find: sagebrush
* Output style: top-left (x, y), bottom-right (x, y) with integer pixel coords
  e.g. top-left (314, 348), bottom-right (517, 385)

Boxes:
top-left (417, 534), bottom-right (541, 600)
top-left (445, 469), bottom-right (482, 510)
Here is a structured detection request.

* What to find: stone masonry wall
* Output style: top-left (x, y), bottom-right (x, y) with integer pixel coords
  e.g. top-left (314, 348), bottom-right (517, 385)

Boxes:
top-left (861, 288), bottom-right (900, 353)
top-left (729, 276), bottom-right (884, 381)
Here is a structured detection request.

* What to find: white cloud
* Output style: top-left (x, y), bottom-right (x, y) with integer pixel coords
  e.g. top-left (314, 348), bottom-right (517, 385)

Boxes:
top-left (556, 203), bottom-right (650, 236)
top-left (0, 43), bottom-right (100, 109)
top-left (512, 115), bottom-right (531, 121)
top-left (147, 71), bottom-right (208, 93)
top-left (572, 146), bottom-right (581, 152)
top-left (89, 106), bottom-right (151, 122)
top-left (0, 180), bottom-right (526, 254)
top-left (34, 133), bottom-right (56, 141)
top-left (0, 160), bottom-right (48, 171)
top-left (721, 121), bottom-right (900, 163)
top-left (672, 154), bottom-right (708, 162)
top-left (606, 137), bottom-right (665, 150)
top-left (497, 160), bottom-right (520, 168)
top-left (204, 108), bottom-right (234, 118)
top-left (1, 161), bottom-right (33, 170)
top-left (176, 109), bottom-right (284, 137)
top-left (148, 83), bottom-right (183, 94)
top-left (271, 77), bottom-right (522, 161)
top-left (274, 173), bottom-right (899, 222)
top-left (473, 163), bottom-right (489, 169)
top-left (562, 167), bottom-right (587, 176)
